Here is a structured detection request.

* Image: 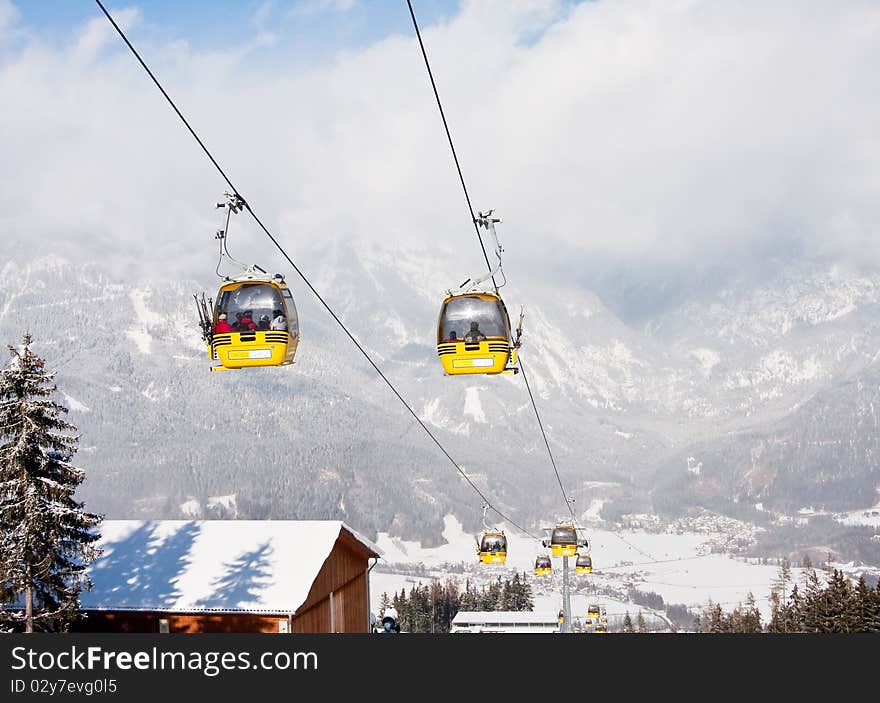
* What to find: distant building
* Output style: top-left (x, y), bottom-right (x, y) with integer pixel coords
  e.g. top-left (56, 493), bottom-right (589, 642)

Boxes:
top-left (74, 520), bottom-right (381, 633)
top-left (450, 611), bottom-right (559, 633)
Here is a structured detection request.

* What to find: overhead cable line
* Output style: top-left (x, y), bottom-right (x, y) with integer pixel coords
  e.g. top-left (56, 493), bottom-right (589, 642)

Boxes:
top-left (94, 0), bottom-right (539, 542)
top-left (405, 0), bottom-right (498, 293)
top-left (608, 531), bottom-right (658, 561)
top-left (406, 0), bottom-right (576, 525)
top-left (519, 359), bottom-right (576, 522)
top-left (592, 554), bottom-right (714, 574)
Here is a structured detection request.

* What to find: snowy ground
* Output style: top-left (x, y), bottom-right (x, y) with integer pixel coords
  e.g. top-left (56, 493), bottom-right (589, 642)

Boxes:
top-left (834, 492), bottom-right (880, 528)
top-left (369, 514), bottom-right (872, 627)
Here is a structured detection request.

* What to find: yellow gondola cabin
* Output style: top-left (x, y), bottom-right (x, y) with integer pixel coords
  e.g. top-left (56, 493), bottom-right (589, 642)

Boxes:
top-left (477, 531), bottom-right (508, 565)
top-left (549, 524), bottom-right (579, 557)
top-left (207, 272), bottom-right (300, 370)
top-left (534, 554), bottom-right (552, 576)
top-left (436, 292), bottom-right (518, 375)
top-left (576, 554), bottom-right (593, 575)
top-left (587, 604), bottom-right (605, 624)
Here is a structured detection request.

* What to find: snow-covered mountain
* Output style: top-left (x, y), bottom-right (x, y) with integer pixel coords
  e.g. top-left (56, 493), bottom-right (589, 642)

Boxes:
top-left (2, 249), bottom-right (880, 551)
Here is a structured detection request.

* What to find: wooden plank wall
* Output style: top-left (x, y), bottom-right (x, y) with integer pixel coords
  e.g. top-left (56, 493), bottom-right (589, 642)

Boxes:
top-left (291, 531), bottom-right (373, 633)
top-left (75, 611), bottom-right (287, 633)
top-left (290, 572), bottom-right (367, 633)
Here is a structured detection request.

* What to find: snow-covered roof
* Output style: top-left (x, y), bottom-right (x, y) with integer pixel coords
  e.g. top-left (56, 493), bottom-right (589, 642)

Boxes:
top-left (451, 611), bottom-right (559, 625)
top-left (81, 520), bottom-right (381, 614)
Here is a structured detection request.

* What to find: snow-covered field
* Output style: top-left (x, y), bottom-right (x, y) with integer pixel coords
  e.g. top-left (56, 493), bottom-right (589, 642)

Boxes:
top-left (369, 514), bottom-right (851, 627)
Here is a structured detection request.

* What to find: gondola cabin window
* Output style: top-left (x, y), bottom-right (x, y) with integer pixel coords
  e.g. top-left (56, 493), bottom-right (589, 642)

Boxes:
top-left (439, 295), bottom-right (509, 343)
top-left (551, 526), bottom-right (577, 547)
top-left (215, 283), bottom-right (287, 332)
top-left (480, 533), bottom-right (507, 552)
top-left (281, 287), bottom-right (299, 337)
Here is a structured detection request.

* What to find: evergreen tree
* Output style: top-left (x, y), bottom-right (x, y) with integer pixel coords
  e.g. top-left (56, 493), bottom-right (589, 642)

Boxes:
top-left (519, 572), bottom-right (534, 611)
top-left (767, 589), bottom-right (786, 632)
top-left (872, 580), bottom-right (880, 632)
top-left (500, 577), bottom-right (511, 611)
top-left (394, 588), bottom-right (408, 631)
top-left (0, 334), bottom-right (102, 632)
top-left (739, 593), bottom-right (762, 632)
top-left (823, 551), bottom-right (834, 574)
top-left (622, 611), bottom-right (634, 633)
top-left (636, 610), bottom-right (647, 633)
top-left (482, 577), bottom-right (502, 611)
top-left (702, 601), bottom-right (725, 633)
top-left (440, 577), bottom-right (460, 633)
top-left (786, 584), bottom-right (804, 632)
top-left (459, 579), bottom-right (476, 611)
top-left (771, 556), bottom-right (791, 604)
top-left (814, 570), bottom-right (856, 632)
top-left (801, 555), bottom-right (813, 582)
top-left (410, 584), bottom-right (430, 632)
top-left (801, 566), bottom-right (825, 632)
top-left (855, 576), bottom-right (880, 632)
top-left (507, 572), bottom-right (533, 611)
top-left (429, 579), bottom-right (444, 633)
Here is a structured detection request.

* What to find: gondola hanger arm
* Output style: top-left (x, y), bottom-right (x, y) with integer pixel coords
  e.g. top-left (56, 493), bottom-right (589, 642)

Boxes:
top-left (459, 210), bottom-right (504, 292)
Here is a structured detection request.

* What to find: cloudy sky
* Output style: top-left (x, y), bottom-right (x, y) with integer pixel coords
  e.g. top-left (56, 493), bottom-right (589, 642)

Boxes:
top-left (2, 0), bottom-right (880, 301)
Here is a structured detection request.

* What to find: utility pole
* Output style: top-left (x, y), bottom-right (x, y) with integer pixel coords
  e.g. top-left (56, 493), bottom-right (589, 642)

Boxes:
top-left (562, 555), bottom-right (572, 633)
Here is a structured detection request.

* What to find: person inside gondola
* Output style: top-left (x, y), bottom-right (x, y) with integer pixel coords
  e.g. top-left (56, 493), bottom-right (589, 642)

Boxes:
top-left (465, 321), bottom-right (487, 344)
top-left (237, 310), bottom-right (256, 332)
top-left (215, 313), bottom-right (233, 334)
top-left (448, 329), bottom-right (458, 342)
top-left (257, 314), bottom-right (271, 330)
top-left (271, 309), bottom-right (287, 331)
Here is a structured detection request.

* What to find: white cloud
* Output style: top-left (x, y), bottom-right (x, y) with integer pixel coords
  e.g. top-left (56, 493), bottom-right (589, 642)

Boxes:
top-left (0, 0), bottom-right (18, 29)
top-left (2, 0), bottom-right (880, 285)
top-left (72, 7), bottom-right (140, 64)
top-left (253, 0), bottom-right (275, 27)
top-left (287, 0), bottom-right (360, 19)
top-left (0, 0), bottom-right (21, 45)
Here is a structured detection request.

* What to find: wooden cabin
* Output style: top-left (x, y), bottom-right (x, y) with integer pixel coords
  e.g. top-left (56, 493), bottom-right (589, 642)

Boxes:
top-left (74, 520), bottom-right (381, 633)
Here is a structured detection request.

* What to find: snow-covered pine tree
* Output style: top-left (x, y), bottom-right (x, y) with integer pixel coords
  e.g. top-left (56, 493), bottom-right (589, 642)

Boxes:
top-left (636, 610), bottom-right (647, 633)
top-left (622, 611), bottom-right (634, 633)
top-left (855, 576), bottom-right (880, 632)
top-left (702, 601), bottom-right (725, 633)
top-left (770, 556), bottom-right (791, 604)
top-left (801, 566), bottom-right (825, 632)
top-left (513, 571), bottom-right (534, 611)
top-left (500, 576), bottom-right (511, 611)
top-left (378, 591), bottom-right (390, 617)
top-left (821, 570), bottom-right (857, 632)
top-left (786, 584), bottom-right (804, 632)
top-left (740, 592), bottom-right (762, 632)
top-left (0, 333), bottom-right (102, 632)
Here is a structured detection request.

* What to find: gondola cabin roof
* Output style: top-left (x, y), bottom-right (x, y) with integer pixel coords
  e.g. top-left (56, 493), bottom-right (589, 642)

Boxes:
top-left (441, 290), bottom-right (504, 301)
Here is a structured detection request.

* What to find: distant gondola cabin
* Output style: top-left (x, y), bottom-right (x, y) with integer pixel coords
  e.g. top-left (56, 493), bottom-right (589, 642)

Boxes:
top-left (478, 531), bottom-right (508, 565)
top-left (576, 554), bottom-right (593, 575)
top-left (534, 555), bottom-right (552, 576)
top-left (549, 524), bottom-right (578, 557)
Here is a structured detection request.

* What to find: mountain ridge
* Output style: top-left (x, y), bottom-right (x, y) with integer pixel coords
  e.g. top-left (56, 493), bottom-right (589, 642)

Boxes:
top-left (2, 249), bottom-right (879, 547)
